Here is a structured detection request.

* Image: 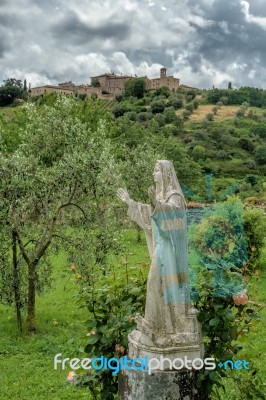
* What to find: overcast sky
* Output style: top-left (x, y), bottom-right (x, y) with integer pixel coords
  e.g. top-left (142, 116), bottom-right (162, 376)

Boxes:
top-left (0, 0), bottom-right (266, 89)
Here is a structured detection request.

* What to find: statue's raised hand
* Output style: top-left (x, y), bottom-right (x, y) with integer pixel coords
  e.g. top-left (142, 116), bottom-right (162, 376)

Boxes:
top-left (117, 188), bottom-right (131, 205)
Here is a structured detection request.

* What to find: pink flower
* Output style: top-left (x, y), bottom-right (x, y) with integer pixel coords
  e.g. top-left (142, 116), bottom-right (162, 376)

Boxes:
top-left (233, 289), bottom-right (248, 306)
top-left (115, 344), bottom-right (125, 355)
top-left (67, 371), bottom-right (75, 384)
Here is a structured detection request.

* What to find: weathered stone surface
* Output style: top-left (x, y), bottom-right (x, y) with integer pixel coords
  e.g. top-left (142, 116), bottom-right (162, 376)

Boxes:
top-left (118, 369), bottom-right (201, 400)
top-left (117, 161), bottom-right (205, 399)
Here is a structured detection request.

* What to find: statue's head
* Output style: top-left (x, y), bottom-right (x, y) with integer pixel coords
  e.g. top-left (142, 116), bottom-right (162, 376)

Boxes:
top-left (153, 160), bottom-right (184, 202)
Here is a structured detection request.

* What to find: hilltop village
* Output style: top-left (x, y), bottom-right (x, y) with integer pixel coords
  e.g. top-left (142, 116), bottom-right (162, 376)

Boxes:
top-left (30, 68), bottom-right (192, 98)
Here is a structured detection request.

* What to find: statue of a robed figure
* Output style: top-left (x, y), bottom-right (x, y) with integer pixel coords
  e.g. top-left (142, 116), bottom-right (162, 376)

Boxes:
top-left (117, 160), bottom-right (203, 363)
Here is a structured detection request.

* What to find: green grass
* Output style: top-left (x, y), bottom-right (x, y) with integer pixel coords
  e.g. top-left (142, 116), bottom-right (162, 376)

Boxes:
top-left (0, 231), bottom-right (265, 399)
top-left (0, 230), bottom-right (149, 400)
top-left (0, 253), bottom-right (90, 399)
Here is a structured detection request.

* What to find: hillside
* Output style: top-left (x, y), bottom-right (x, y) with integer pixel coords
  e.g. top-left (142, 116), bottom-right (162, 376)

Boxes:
top-left (1, 88), bottom-right (266, 203)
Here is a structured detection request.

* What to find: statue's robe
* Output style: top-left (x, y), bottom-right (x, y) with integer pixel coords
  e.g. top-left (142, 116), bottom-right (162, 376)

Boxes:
top-left (127, 193), bottom-right (191, 335)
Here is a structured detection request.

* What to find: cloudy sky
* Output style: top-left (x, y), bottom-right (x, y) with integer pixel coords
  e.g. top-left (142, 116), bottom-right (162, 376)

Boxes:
top-left (0, 0), bottom-right (266, 89)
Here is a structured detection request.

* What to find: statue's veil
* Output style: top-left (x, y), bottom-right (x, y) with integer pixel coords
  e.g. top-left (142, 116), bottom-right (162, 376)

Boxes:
top-left (156, 160), bottom-right (186, 207)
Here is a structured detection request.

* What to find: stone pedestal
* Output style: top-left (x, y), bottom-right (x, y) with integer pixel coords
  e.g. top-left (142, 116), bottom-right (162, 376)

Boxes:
top-left (118, 369), bottom-right (201, 400)
top-left (128, 314), bottom-right (204, 363)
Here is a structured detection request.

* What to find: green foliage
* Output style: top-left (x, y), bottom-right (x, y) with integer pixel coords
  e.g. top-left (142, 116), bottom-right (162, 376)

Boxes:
top-left (0, 97), bottom-right (122, 332)
top-left (136, 111), bottom-right (153, 122)
top-left (112, 104), bottom-right (126, 118)
top-left (251, 124), bottom-right (266, 138)
top-left (91, 77), bottom-right (100, 87)
top-left (163, 109), bottom-right (183, 128)
top-left (192, 145), bottom-right (206, 161)
top-left (152, 86), bottom-right (171, 98)
top-left (167, 96), bottom-right (183, 109)
top-left (185, 102), bottom-right (194, 113)
top-left (193, 99), bottom-right (200, 109)
top-left (191, 198), bottom-right (248, 269)
top-left (207, 87), bottom-right (266, 108)
top-left (151, 100), bottom-right (165, 114)
top-left (189, 198), bottom-right (265, 397)
top-left (238, 137), bottom-right (254, 152)
top-left (206, 112), bottom-right (214, 121)
top-left (124, 79), bottom-right (146, 99)
top-left (115, 94), bottom-right (123, 102)
top-left (0, 78), bottom-right (24, 106)
top-left (245, 175), bottom-right (258, 186)
top-left (78, 255), bottom-right (147, 399)
top-left (195, 279), bottom-right (264, 397)
top-left (254, 145), bottom-right (266, 165)
top-left (243, 208), bottom-right (266, 271)
top-left (183, 110), bottom-right (191, 119)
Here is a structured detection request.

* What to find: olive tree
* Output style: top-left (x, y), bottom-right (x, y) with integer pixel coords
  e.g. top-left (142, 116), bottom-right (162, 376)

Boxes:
top-left (0, 98), bottom-right (121, 333)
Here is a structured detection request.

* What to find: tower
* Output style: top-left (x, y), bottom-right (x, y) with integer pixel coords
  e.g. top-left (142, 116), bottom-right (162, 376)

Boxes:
top-left (160, 67), bottom-right (167, 78)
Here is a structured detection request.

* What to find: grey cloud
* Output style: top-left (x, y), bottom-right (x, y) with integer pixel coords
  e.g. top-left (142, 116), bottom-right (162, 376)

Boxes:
top-left (52, 13), bottom-right (130, 45)
top-left (182, 0), bottom-right (266, 83)
top-left (0, 42), bottom-right (7, 58)
top-left (126, 48), bottom-right (172, 68)
top-left (0, 0), bottom-right (266, 88)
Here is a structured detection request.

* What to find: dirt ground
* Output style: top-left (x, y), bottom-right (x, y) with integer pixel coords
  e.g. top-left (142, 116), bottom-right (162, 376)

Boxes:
top-left (177, 105), bottom-right (240, 122)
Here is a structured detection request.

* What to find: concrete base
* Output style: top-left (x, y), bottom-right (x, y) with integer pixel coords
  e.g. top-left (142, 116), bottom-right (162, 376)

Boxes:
top-left (118, 369), bottom-right (201, 400)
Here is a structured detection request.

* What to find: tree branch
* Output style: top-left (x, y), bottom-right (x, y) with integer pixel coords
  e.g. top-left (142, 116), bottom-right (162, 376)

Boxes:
top-left (56, 202), bottom-right (86, 218)
top-left (15, 228), bottom-right (32, 267)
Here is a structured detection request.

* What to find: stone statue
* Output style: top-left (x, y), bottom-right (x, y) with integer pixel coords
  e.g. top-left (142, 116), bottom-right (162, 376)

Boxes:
top-left (117, 160), bottom-right (203, 363)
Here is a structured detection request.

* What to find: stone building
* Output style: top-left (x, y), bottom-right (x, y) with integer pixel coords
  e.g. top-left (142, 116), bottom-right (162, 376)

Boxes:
top-left (90, 68), bottom-right (180, 94)
top-left (30, 85), bottom-right (74, 97)
top-left (148, 68), bottom-right (180, 92)
top-left (90, 72), bottom-right (132, 95)
top-left (30, 67), bottom-right (181, 98)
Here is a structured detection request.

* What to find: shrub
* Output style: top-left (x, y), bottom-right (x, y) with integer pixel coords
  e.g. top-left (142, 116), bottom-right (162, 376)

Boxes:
top-left (189, 198), bottom-right (265, 395)
top-left (167, 97), bottom-right (183, 109)
top-left (206, 113), bottom-right (214, 121)
top-left (244, 208), bottom-right (266, 270)
top-left (236, 108), bottom-right (245, 117)
top-left (163, 109), bottom-right (177, 124)
top-left (153, 86), bottom-right (171, 98)
top-left (254, 145), bottom-right (266, 165)
top-left (144, 97), bottom-right (151, 105)
top-left (154, 113), bottom-right (165, 127)
top-left (220, 96), bottom-right (228, 105)
top-left (192, 145), bottom-right (206, 161)
top-left (185, 103), bottom-right (195, 113)
top-left (151, 100), bottom-right (165, 114)
top-left (252, 124), bottom-right (266, 138)
top-left (112, 105), bottom-right (125, 118)
top-left (79, 256), bottom-right (146, 398)
top-left (124, 111), bottom-right (137, 121)
top-left (183, 110), bottom-right (191, 119)
top-left (193, 99), bottom-right (200, 109)
top-left (238, 137), bottom-right (254, 152)
top-left (136, 112), bottom-right (153, 122)
top-left (115, 94), bottom-right (123, 102)
top-left (245, 175), bottom-right (258, 186)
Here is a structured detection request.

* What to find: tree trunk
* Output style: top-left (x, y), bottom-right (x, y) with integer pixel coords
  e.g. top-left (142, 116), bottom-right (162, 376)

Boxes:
top-left (12, 230), bottom-right (23, 335)
top-left (136, 226), bottom-right (142, 243)
top-left (26, 263), bottom-right (36, 333)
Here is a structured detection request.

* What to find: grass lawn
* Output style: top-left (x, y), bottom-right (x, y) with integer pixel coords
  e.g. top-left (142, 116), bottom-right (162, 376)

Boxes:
top-left (0, 230), bottom-right (149, 400)
top-left (0, 252), bottom-right (91, 399)
top-left (0, 231), bottom-right (265, 399)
